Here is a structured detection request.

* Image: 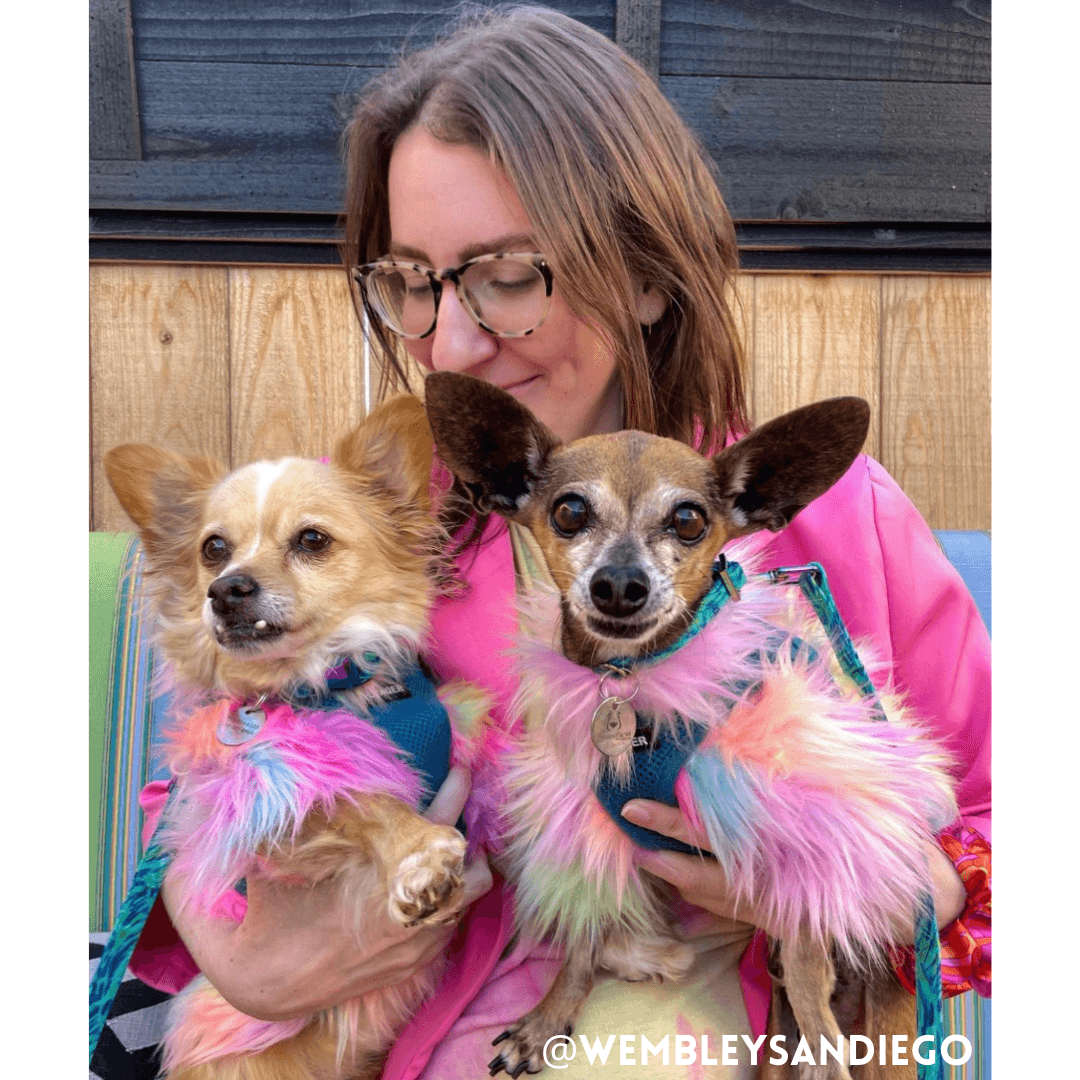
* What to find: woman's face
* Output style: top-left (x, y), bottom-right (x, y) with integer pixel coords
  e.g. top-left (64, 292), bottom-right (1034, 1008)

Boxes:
top-left (386, 126), bottom-right (622, 443)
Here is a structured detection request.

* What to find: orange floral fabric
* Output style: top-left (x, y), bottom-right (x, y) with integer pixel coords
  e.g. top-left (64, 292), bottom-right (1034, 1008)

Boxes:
top-left (892, 824), bottom-right (991, 998)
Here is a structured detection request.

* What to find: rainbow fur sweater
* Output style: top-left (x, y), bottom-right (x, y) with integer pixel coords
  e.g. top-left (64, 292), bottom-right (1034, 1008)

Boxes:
top-left (500, 542), bottom-right (958, 967)
top-left (153, 664), bottom-right (492, 1071)
top-left (158, 666), bottom-right (491, 922)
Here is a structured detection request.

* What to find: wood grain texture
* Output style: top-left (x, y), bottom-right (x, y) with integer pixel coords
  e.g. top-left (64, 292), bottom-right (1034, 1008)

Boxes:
top-left (90, 264), bottom-right (230, 531)
top-left (665, 76), bottom-right (990, 222)
top-left (615, 0), bottom-right (662, 78)
top-left (661, 0), bottom-right (990, 81)
top-left (90, 0), bottom-right (142, 160)
top-left (730, 274), bottom-right (756, 418)
top-left (89, 265), bottom-right (990, 531)
top-left (91, 66), bottom-right (989, 221)
top-left (130, 0), bottom-right (615, 64)
top-left (879, 276), bottom-right (990, 531)
top-left (749, 274), bottom-right (881, 459)
top-left (227, 267), bottom-right (366, 465)
top-left (128, 0), bottom-right (988, 83)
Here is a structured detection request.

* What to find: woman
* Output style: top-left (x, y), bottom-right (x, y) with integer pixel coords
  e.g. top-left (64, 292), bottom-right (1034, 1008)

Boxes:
top-left (132, 6), bottom-right (990, 1077)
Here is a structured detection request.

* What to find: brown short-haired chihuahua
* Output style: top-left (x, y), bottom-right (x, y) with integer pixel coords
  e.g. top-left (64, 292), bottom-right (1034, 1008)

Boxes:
top-left (425, 372), bottom-right (953, 1080)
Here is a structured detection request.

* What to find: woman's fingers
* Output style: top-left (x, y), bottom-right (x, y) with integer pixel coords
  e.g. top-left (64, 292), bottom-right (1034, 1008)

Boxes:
top-left (620, 799), bottom-right (713, 852)
top-left (424, 765), bottom-right (495, 904)
top-left (424, 764), bottom-right (471, 825)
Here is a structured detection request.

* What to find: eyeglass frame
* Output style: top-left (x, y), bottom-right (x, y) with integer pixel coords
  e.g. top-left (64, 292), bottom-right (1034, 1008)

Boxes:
top-left (351, 252), bottom-right (554, 340)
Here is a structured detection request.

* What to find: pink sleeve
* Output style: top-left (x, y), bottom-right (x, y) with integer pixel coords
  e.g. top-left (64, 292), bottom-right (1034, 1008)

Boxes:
top-left (754, 455), bottom-right (991, 1005)
top-left (764, 455), bottom-right (991, 831)
top-left (126, 780), bottom-right (202, 993)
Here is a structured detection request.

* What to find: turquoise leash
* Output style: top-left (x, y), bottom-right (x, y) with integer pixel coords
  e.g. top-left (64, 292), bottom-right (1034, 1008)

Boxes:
top-left (89, 785), bottom-right (175, 1063)
top-left (89, 654), bottom-right (392, 1065)
top-left (771, 563), bottom-right (944, 1080)
top-left (601, 555), bottom-right (746, 674)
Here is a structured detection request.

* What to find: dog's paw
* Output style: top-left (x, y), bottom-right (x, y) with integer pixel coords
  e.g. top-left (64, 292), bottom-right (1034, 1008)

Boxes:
top-left (388, 827), bottom-right (466, 927)
top-left (600, 931), bottom-right (696, 983)
top-left (488, 1015), bottom-right (569, 1077)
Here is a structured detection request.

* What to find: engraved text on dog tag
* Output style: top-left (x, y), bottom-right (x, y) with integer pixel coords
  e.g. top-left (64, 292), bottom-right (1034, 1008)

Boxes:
top-left (591, 697), bottom-right (637, 757)
top-left (217, 704), bottom-right (266, 746)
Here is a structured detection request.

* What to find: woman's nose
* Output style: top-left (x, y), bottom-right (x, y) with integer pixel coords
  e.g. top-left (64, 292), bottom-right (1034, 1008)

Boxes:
top-left (428, 285), bottom-right (498, 373)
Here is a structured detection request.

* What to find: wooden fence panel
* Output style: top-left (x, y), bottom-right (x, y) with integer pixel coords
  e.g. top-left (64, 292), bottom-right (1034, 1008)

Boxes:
top-left (88, 266), bottom-right (990, 533)
top-left (661, 0), bottom-right (990, 81)
top-left (750, 274), bottom-right (882, 458)
top-left (879, 276), bottom-right (991, 531)
top-left (227, 267), bottom-right (366, 465)
top-left (90, 264), bottom-right (230, 532)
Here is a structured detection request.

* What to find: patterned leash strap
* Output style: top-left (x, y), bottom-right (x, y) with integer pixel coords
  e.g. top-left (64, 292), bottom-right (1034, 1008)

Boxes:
top-left (767, 563), bottom-right (944, 1080)
top-left (89, 787), bottom-right (175, 1063)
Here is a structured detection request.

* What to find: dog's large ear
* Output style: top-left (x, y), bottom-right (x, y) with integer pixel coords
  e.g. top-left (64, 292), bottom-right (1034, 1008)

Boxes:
top-left (333, 393), bottom-right (433, 511)
top-left (712, 397), bottom-right (870, 538)
top-left (423, 372), bottom-right (560, 517)
top-left (104, 444), bottom-right (224, 553)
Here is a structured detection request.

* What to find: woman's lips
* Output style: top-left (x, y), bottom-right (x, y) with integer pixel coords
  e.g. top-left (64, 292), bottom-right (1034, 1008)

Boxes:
top-left (497, 374), bottom-right (541, 395)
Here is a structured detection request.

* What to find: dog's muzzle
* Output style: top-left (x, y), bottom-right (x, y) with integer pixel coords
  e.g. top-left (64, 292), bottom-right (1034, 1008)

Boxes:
top-left (208, 573), bottom-right (284, 647)
top-left (589, 564), bottom-right (650, 618)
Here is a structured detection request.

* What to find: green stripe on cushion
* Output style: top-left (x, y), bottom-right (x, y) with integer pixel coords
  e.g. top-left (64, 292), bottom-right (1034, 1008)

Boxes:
top-left (90, 533), bottom-right (159, 931)
top-left (90, 533), bottom-right (133, 930)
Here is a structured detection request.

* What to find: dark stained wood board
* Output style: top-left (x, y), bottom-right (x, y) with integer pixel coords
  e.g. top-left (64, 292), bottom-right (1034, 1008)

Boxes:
top-left (660, 0), bottom-right (990, 81)
top-left (90, 0), bottom-right (142, 160)
top-left (91, 62), bottom-right (989, 221)
top-left (666, 77), bottom-right (990, 221)
top-left (128, 0), bottom-right (615, 64)
top-left (128, 0), bottom-right (988, 83)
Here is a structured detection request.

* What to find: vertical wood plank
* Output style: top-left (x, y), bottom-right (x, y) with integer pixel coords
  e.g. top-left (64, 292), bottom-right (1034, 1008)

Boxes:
top-left (90, 264), bottom-right (230, 531)
top-left (89, 0), bottom-right (142, 159)
top-left (615, 0), bottom-right (663, 79)
top-left (880, 276), bottom-right (991, 531)
top-left (749, 274), bottom-right (882, 458)
top-left (228, 267), bottom-right (365, 465)
top-left (731, 273), bottom-right (755, 421)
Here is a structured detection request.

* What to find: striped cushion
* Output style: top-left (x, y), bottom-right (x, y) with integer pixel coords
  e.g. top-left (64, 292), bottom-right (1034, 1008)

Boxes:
top-left (89, 533), bottom-right (170, 933)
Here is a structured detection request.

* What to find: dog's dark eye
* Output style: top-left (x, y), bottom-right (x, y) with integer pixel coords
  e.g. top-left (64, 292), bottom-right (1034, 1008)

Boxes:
top-left (551, 495), bottom-right (588, 537)
top-left (670, 504), bottom-right (707, 543)
top-left (201, 535), bottom-right (230, 564)
top-left (296, 528), bottom-right (331, 554)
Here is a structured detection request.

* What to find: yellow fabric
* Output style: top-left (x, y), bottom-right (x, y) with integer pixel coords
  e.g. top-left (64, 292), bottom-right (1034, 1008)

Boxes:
top-left (570, 917), bottom-right (757, 1077)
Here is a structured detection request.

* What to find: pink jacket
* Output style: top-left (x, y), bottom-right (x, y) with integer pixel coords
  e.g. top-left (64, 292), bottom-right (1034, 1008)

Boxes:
top-left (131, 454), bottom-right (991, 1078)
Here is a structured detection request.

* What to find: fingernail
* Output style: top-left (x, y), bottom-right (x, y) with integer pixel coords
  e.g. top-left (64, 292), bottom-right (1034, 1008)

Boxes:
top-left (621, 800), bottom-right (651, 826)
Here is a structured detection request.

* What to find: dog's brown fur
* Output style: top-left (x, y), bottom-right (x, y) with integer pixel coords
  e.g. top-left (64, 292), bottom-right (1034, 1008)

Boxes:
top-left (106, 395), bottom-right (469, 1080)
top-left (424, 372), bottom-right (919, 1078)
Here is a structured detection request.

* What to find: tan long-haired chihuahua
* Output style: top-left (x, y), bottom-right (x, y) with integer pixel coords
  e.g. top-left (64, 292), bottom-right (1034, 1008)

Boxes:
top-left (105, 394), bottom-right (488, 1080)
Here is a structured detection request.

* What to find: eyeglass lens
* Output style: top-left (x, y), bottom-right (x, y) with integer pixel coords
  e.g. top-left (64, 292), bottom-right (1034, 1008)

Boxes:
top-left (365, 258), bottom-right (548, 337)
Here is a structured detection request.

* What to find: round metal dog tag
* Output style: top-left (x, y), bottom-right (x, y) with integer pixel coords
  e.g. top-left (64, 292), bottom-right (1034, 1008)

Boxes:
top-left (217, 704), bottom-right (266, 746)
top-left (591, 697), bottom-right (637, 757)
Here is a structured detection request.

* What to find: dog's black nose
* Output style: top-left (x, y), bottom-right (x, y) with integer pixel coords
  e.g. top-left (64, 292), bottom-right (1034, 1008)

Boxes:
top-left (208, 573), bottom-right (260, 614)
top-left (590, 565), bottom-right (650, 617)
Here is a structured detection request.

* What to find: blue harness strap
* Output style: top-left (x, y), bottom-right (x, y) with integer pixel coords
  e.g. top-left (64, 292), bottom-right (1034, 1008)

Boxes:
top-left (89, 659), bottom-right (453, 1064)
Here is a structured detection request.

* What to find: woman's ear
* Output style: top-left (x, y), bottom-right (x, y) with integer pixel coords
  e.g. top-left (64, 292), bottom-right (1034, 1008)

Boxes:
top-left (634, 279), bottom-right (669, 327)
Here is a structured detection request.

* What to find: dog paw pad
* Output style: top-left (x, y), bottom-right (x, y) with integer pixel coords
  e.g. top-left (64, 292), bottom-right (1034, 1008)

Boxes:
top-left (388, 834), bottom-right (466, 927)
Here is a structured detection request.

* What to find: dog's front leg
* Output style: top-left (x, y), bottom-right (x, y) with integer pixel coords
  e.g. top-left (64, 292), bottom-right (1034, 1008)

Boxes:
top-left (775, 932), bottom-right (853, 1080)
top-left (489, 939), bottom-right (601, 1076)
top-left (275, 795), bottom-right (467, 929)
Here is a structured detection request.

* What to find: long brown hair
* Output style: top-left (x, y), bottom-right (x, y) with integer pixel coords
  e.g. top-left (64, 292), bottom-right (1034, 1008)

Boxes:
top-left (341, 3), bottom-right (748, 454)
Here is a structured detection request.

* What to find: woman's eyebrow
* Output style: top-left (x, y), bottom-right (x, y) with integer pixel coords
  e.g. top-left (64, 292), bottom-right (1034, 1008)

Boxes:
top-left (388, 233), bottom-right (538, 265)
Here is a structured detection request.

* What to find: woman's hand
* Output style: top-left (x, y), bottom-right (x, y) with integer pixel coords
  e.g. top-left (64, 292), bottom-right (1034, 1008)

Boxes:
top-left (164, 766), bottom-right (493, 1021)
top-left (621, 799), bottom-right (967, 944)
